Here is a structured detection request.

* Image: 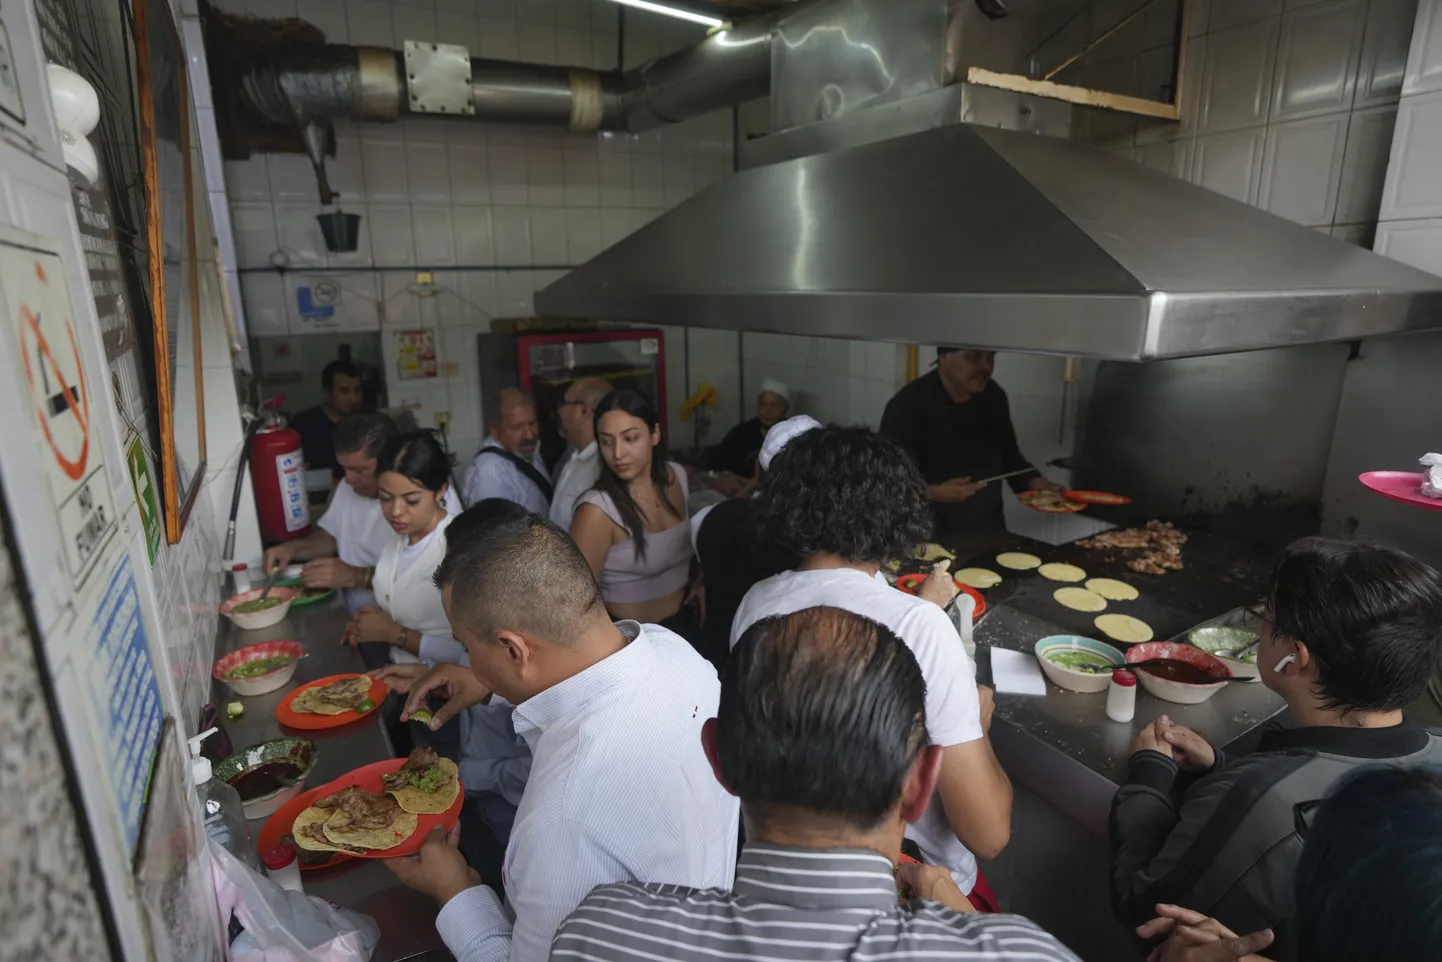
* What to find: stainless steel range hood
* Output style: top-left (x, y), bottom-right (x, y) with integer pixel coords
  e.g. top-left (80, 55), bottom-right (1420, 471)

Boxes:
top-left (536, 122), bottom-right (1442, 360)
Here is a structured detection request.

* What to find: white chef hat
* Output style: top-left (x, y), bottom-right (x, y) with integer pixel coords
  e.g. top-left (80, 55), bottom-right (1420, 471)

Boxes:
top-left (759, 414), bottom-right (821, 470)
top-left (759, 377), bottom-right (791, 404)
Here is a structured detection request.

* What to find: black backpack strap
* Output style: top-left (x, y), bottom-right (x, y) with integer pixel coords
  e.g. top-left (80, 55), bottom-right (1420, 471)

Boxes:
top-left (478, 447), bottom-right (554, 501)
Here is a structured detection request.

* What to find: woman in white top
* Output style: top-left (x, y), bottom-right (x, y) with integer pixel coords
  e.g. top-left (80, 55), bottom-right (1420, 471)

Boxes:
top-left (347, 431), bottom-right (466, 667)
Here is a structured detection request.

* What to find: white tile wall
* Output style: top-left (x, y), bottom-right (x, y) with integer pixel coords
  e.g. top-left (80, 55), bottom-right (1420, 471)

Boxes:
top-left (1321, 0), bottom-right (1442, 554)
top-left (1083, 0), bottom-right (1421, 238)
top-left (219, 0), bottom-right (744, 460)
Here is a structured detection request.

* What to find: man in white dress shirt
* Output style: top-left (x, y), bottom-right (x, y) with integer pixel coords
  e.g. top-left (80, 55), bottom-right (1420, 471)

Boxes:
top-left (548, 377), bottom-right (611, 530)
top-left (385, 509), bottom-right (739, 962)
top-left (462, 389), bottom-right (551, 513)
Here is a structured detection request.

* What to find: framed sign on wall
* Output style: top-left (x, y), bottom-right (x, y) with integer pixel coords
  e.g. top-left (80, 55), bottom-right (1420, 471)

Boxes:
top-left (133, 0), bottom-right (206, 544)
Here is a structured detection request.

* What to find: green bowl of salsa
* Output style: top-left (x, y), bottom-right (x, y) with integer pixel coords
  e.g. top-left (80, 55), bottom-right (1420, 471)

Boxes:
top-left (1034, 635), bottom-right (1127, 693)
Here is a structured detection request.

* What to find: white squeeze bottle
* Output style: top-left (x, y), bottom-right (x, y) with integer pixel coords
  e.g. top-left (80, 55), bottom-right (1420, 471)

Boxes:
top-left (189, 727), bottom-right (261, 872)
top-left (1106, 669), bottom-right (1138, 723)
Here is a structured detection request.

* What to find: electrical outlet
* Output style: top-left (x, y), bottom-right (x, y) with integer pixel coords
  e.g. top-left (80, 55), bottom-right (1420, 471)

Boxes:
top-left (434, 411), bottom-right (451, 432)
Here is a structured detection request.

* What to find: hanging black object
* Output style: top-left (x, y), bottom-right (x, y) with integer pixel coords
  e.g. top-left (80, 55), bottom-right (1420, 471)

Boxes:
top-left (317, 210), bottom-right (361, 252)
top-left (975, 0), bottom-right (1008, 19)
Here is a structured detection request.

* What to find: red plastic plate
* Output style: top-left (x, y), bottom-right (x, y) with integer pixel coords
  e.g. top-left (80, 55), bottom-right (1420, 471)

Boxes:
top-left (1064, 490), bottom-right (1133, 506)
top-left (1359, 471), bottom-right (1442, 513)
top-left (894, 574), bottom-right (987, 621)
top-left (276, 674), bottom-right (388, 730)
top-left (257, 757), bottom-right (464, 866)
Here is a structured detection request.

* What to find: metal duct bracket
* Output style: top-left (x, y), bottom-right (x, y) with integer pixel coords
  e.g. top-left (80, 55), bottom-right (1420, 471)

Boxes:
top-left (404, 41), bottom-right (474, 115)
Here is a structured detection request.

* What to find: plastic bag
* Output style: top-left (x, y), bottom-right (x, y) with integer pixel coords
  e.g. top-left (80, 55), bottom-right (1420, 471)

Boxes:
top-left (208, 839), bottom-right (380, 962)
top-left (1421, 454), bottom-right (1442, 499)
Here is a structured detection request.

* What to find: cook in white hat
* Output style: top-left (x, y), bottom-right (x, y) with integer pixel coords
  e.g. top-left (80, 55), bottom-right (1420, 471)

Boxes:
top-left (706, 378), bottom-right (793, 479)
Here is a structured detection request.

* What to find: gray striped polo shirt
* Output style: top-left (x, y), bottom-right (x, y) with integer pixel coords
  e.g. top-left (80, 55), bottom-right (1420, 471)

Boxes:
top-left (550, 843), bottom-right (1082, 962)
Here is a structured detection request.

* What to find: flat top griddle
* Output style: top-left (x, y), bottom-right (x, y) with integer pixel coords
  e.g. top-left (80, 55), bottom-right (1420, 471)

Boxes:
top-left (943, 526), bottom-right (1271, 645)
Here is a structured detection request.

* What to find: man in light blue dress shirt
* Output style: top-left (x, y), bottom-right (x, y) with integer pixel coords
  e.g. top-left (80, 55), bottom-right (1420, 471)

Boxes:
top-left (384, 509), bottom-right (738, 962)
top-left (461, 389), bottom-right (551, 513)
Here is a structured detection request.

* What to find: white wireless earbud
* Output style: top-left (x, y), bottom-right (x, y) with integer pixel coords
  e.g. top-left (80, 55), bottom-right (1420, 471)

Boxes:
top-left (1273, 653), bottom-right (1298, 673)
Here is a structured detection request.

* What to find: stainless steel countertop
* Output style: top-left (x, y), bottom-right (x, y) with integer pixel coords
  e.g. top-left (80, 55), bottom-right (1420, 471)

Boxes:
top-left (975, 604), bottom-right (1286, 837)
top-left (211, 595), bottom-right (448, 962)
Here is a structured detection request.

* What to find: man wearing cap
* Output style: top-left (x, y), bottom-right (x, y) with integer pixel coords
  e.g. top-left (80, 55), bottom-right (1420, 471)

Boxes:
top-left (707, 378), bottom-right (791, 479)
top-left (882, 349), bottom-right (1062, 542)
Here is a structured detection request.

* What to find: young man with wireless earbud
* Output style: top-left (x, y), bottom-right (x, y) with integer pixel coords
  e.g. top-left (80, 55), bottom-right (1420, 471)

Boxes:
top-left (1108, 536), bottom-right (1442, 961)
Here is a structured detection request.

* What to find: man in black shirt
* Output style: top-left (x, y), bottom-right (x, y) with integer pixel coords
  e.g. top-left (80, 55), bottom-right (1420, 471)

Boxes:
top-left (288, 360), bottom-right (365, 501)
top-left (881, 348), bottom-right (1061, 540)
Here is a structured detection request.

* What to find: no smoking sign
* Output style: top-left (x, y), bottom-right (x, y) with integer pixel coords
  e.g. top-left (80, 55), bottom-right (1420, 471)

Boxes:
top-left (1, 228), bottom-right (117, 588)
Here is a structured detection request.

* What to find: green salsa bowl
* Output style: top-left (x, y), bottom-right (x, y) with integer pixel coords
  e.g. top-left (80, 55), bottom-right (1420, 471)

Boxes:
top-left (1034, 635), bottom-right (1127, 694)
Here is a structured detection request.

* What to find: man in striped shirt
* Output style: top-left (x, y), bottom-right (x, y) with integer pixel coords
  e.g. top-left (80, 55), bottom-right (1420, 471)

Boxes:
top-left (551, 607), bottom-right (1082, 962)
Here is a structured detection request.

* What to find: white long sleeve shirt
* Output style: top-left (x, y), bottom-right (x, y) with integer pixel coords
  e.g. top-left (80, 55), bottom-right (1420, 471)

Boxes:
top-left (548, 441), bottom-right (600, 531)
top-left (434, 621), bottom-right (739, 962)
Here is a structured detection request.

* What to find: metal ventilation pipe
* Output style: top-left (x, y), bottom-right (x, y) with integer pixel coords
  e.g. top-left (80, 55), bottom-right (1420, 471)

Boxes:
top-left (239, 1), bottom-right (801, 136)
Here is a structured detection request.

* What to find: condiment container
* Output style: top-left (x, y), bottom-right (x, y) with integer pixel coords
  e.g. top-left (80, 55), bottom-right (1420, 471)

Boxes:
top-left (1106, 669), bottom-right (1138, 723)
top-left (189, 727), bottom-right (261, 872)
top-left (262, 843), bottom-right (305, 893)
top-left (230, 563), bottom-right (252, 595)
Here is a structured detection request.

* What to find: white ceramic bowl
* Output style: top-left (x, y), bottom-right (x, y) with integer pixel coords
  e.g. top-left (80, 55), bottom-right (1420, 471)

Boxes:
top-left (212, 640), bottom-right (305, 697)
top-left (1127, 642), bottom-right (1231, 704)
top-left (1034, 636), bottom-right (1126, 694)
top-left (1186, 626), bottom-right (1261, 681)
top-left (220, 587), bottom-right (296, 631)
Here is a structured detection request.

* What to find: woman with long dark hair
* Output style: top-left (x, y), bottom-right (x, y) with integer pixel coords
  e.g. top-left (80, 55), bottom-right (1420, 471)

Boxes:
top-left (570, 390), bottom-right (694, 629)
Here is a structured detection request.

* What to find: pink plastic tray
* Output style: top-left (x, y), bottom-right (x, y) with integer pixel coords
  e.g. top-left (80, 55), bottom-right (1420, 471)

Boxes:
top-left (1358, 471), bottom-right (1442, 513)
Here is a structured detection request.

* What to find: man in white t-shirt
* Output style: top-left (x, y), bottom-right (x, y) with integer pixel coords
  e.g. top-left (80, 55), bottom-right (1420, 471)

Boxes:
top-left (730, 424), bottom-right (1011, 895)
top-left (264, 414), bottom-right (459, 661)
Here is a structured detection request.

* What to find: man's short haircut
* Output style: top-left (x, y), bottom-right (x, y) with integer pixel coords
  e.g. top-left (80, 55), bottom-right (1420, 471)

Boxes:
top-left (331, 412), bottom-right (398, 459)
top-left (488, 387), bottom-right (535, 427)
top-left (1295, 764), bottom-right (1442, 962)
top-left (718, 606), bottom-right (927, 831)
top-left (1267, 537), bottom-right (1442, 713)
top-left (752, 425), bottom-right (932, 564)
top-left (433, 507), bottom-right (603, 643)
top-left (322, 359), bottom-right (363, 392)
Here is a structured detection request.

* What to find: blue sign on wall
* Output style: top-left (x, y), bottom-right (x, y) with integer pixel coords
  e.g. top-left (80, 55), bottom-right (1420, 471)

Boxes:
top-left (296, 283), bottom-right (336, 320)
top-left (84, 553), bottom-right (164, 854)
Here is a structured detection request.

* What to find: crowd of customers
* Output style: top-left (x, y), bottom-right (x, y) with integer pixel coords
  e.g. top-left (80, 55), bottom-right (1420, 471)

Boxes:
top-left (274, 380), bottom-right (1442, 962)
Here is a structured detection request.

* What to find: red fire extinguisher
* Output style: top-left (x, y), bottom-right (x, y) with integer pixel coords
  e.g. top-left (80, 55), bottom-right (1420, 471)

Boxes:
top-left (249, 403), bottom-right (311, 544)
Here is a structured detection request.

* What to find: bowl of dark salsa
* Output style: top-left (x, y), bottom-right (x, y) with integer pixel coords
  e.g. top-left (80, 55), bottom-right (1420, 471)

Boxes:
top-left (215, 737), bottom-right (317, 819)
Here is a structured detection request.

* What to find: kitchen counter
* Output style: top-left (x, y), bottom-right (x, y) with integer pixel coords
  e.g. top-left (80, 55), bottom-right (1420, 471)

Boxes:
top-left (210, 594), bottom-right (449, 962)
top-left (933, 524), bottom-right (1287, 961)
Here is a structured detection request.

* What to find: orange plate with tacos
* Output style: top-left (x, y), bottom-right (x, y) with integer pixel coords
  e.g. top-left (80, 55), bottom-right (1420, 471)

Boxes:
top-left (276, 673), bottom-right (388, 730)
top-left (258, 757), bottom-right (464, 866)
top-left (1019, 490), bottom-right (1089, 513)
top-left (1063, 489), bottom-right (1133, 506)
top-left (894, 574), bottom-right (987, 621)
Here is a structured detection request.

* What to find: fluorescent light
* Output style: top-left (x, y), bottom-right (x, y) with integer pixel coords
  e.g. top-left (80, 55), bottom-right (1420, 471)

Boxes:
top-left (603, 0), bottom-right (726, 29)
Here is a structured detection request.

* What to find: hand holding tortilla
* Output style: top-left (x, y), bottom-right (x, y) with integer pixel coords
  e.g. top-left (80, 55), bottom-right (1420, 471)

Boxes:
top-left (917, 560), bottom-right (959, 608)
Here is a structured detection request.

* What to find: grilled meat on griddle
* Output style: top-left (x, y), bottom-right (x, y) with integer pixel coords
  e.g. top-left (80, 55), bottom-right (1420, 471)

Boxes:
top-left (382, 746), bottom-right (440, 792)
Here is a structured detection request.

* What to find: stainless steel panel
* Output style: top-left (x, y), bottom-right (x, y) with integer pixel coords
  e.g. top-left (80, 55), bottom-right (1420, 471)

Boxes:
top-left (540, 122), bottom-right (1442, 359)
top-left (770, 0), bottom-right (948, 130)
top-left (1073, 343), bottom-right (1351, 523)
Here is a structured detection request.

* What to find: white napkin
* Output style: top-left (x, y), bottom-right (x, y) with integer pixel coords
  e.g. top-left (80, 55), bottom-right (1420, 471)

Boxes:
top-left (990, 647), bottom-right (1047, 696)
top-left (1421, 454), bottom-right (1442, 499)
